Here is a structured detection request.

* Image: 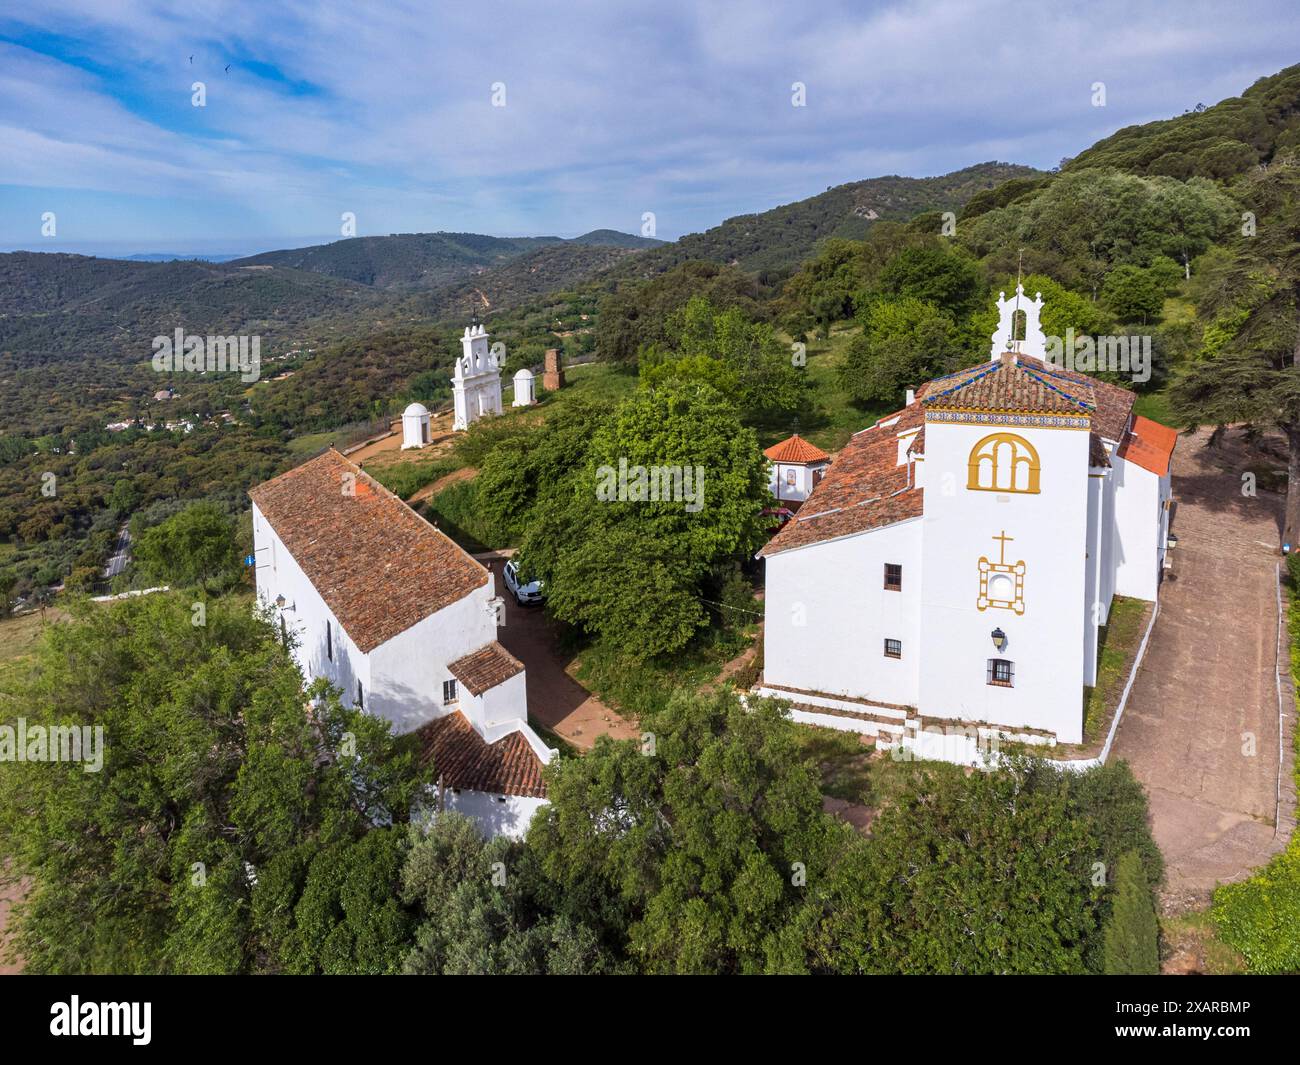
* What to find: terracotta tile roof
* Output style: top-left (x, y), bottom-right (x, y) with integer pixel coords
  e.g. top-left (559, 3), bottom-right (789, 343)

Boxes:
top-left (920, 354), bottom-right (1095, 417)
top-left (416, 712), bottom-right (547, 799)
top-left (1016, 355), bottom-right (1136, 441)
top-left (1117, 414), bottom-right (1178, 476)
top-left (449, 641), bottom-right (525, 696)
top-left (916, 354), bottom-right (1137, 440)
top-left (759, 353), bottom-right (1157, 557)
top-left (764, 434), bottom-right (830, 464)
top-left (760, 404), bottom-right (923, 556)
top-left (249, 448), bottom-right (488, 652)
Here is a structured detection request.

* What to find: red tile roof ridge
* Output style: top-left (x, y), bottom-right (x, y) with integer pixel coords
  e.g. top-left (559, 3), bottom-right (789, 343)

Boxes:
top-left (249, 448), bottom-right (490, 652)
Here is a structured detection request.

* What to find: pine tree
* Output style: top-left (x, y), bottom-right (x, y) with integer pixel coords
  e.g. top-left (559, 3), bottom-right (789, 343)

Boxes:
top-left (1171, 154), bottom-right (1300, 548)
top-left (1102, 850), bottom-right (1160, 974)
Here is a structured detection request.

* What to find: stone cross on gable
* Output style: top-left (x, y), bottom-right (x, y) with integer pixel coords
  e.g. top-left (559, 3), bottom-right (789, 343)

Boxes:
top-left (989, 284), bottom-right (1047, 360)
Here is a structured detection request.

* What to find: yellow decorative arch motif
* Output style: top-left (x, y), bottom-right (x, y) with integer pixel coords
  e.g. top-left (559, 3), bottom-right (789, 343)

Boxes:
top-left (967, 432), bottom-right (1041, 494)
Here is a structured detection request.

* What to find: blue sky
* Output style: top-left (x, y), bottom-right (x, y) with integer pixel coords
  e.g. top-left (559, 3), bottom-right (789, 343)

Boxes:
top-left (1, 0), bottom-right (1298, 257)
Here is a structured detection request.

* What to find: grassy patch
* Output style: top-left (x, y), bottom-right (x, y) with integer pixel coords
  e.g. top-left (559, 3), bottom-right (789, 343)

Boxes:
top-left (1132, 390), bottom-right (1176, 426)
top-left (770, 324), bottom-right (890, 453)
top-left (537, 361), bottom-right (638, 409)
top-left (573, 623), bottom-right (757, 721)
top-left (1082, 595), bottom-right (1150, 743)
top-left (286, 429), bottom-right (339, 457)
top-left (367, 455), bottom-right (461, 500)
top-left (0, 609), bottom-right (68, 709)
top-left (791, 725), bottom-right (874, 803)
top-left (0, 610), bottom-right (63, 668)
top-left (1162, 910), bottom-right (1247, 975)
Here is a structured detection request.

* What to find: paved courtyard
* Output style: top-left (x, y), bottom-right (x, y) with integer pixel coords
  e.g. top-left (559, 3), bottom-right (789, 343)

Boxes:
top-left (1111, 427), bottom-right (1295, 911)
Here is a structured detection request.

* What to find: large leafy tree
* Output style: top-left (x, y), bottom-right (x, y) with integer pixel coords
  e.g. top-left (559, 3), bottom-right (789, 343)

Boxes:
top-left (876, 244), bottom-right (984, 318)
top-left (1102, 850), bottom-right (1160, 974)
top-left (0, 593), bottom-right (423, 973)
top-left (651, 296), bottom-right (807, 424)
top-left (528, 688), bottom-right (853, 974)
top-left (472, 397), bottom-right (613, 543)
top-left (1171, 156), bottom-right (1300, 546)
top-left (838, 296), bottom-right (964, 407)
top-left (518, 382), bottom-right (770, 658)
top-left (814, 761), bottom-right (1103, 974)
top-left (133, 501), bottom-right (241, 588)
top-left (400, 813), bottom-right (622, 974)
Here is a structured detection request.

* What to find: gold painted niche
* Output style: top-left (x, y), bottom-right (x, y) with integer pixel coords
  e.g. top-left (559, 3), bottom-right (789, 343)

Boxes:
top-left (967, 432), bottom-right (1041, 494)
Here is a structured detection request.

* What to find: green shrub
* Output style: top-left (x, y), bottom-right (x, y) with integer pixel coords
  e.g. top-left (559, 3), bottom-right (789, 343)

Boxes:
top-left (1211, 845), bottom-right (1300, 974)
top-left (1102, 851), bottom-right (1160, 974)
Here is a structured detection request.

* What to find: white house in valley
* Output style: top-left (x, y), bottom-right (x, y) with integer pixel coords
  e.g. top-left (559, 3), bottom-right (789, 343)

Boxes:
top-left (249, 448), bottom-right (553, 837)
top-left (451, 321), bottom-right (504, 431)
top-left (758, 291), bottom-right (1175, 754)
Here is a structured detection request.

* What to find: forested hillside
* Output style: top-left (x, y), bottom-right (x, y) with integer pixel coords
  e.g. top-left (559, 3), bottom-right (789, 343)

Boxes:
top-left (602, 161), bottom-right (1040, 280)
top-left (1068, 63), bottom-right (1300, 177)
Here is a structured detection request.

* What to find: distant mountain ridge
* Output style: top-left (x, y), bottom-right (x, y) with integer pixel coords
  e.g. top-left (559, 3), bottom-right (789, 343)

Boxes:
top-left (231, 229), bottom-right (661, 291)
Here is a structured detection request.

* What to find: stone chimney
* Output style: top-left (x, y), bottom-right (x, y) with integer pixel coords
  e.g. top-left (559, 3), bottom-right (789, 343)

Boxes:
top-left (543, 348), bottom-right (565, 392)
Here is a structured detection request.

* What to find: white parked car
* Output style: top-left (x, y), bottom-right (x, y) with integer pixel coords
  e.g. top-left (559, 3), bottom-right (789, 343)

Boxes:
top-left (503, 559), bottom-right (544, 605)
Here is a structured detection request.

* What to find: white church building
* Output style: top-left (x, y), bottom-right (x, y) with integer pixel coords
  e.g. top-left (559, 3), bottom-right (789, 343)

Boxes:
top-left (758, 289), bottom-right (1175, 751)
top-left (249, 448), bottom-right (553, 837)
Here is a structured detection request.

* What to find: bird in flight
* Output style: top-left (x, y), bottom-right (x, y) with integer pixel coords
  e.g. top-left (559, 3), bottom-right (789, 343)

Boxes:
top-left (224, 64), bottom-right (231, 73)
top-left (189, 55), bottom-right (193, 63)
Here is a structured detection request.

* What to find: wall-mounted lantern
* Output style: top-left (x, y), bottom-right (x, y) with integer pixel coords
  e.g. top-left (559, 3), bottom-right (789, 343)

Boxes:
top-left (991, 627), bottom-right (1007, 653)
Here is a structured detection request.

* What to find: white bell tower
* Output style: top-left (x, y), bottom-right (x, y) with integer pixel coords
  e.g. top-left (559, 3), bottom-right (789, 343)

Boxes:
top-left (989, 284), bottom-right (1047, 361)
top-left (451, 321), bottom-right (504, 431)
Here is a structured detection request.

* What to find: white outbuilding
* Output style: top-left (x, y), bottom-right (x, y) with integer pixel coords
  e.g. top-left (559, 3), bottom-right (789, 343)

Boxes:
top-left (512, 368), bottom-right (536, 407)
top-left (249, 448), bottom-right (556, 838)
top-left (402, 402), bottom-right (431, 449)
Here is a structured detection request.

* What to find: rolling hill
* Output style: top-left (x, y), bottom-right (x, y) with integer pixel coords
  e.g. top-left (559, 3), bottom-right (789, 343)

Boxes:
top-left (230, 229), bottom-right (662, 291)
top-left (602, 161), bottom-right (1041, 280)
top-left (1066, 62), bottom-right (1300, 179)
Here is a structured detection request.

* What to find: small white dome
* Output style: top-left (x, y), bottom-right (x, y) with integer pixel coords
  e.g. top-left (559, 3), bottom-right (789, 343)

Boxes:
top-left (403, 402), bottom-right (429, 418)
top-left (514, 368), bottom-right (534, 381)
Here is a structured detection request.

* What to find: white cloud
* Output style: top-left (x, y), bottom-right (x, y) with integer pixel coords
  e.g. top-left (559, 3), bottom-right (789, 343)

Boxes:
top-left (1, 0), bottom-right (1297, 242)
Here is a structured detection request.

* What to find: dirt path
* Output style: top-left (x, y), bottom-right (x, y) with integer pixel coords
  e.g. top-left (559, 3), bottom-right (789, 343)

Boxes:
top-left (491, 574), bottom-right (638, 750)
top-left (1111, 427), bottom-right (1295, 912)
top-left (409, 466), bottom-right (477, 504)
top-left (346, 410), bottom-right (456, 467)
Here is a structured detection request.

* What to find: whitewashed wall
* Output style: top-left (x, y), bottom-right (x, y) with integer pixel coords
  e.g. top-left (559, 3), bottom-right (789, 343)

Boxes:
top-left (917, 420), bottom-right (1090, 743)
top-left (1111, 457), bottom-right (1164, 602)
top-left (253, 502), bottom-right (372, 710)
top-left (764, 517), bottom-right (922, 706)
top-left (443, 788), bottom-right (548, 840)
top-left (367, 580), bottom-right (500, 733)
